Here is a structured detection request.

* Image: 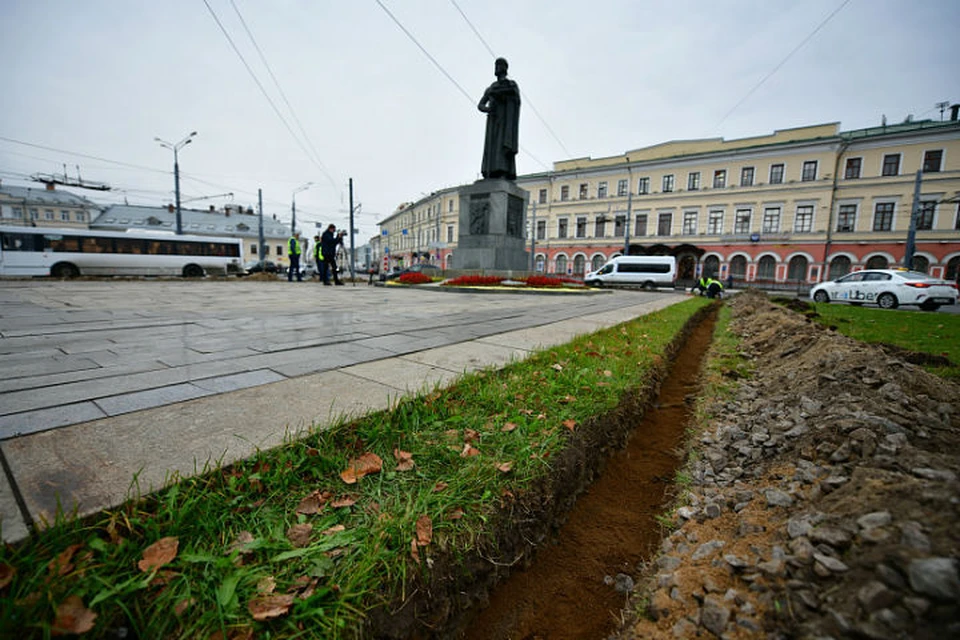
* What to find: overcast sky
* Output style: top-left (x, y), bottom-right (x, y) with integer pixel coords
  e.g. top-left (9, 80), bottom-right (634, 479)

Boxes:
top-left (1, 0), bottom-right (957, 242)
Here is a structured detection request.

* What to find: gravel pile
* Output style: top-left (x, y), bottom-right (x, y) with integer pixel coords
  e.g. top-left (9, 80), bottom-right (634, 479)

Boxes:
top-left (623, 290), bottom-right (960, 640)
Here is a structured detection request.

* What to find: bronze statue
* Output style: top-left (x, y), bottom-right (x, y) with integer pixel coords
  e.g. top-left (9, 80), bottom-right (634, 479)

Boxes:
top-left (478, 57), bottom-right (520, 180)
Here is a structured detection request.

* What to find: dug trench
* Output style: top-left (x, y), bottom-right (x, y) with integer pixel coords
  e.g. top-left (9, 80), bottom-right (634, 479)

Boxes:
top-left (364, 303), bottom-right (719, 639)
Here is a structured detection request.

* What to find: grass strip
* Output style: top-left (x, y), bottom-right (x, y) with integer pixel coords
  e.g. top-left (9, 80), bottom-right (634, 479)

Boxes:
top-left (806, 302), bottom-right (960, 379)
top-left (0, 297), bottom-right (711, 639)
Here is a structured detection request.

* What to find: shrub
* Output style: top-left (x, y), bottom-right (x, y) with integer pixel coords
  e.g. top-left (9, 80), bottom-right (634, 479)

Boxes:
top-left (398, 272), bottom-right (433, 285)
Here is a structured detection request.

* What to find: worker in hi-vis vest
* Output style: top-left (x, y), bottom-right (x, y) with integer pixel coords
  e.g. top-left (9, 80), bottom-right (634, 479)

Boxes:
top-left (287, 231), bottom-right (303, 282)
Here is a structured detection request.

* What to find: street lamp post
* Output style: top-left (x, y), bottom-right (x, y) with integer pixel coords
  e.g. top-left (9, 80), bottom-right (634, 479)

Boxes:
top-left (291, 182), bottom-right (313, 236)
top-left (155, 131), bottom-right (197, 235)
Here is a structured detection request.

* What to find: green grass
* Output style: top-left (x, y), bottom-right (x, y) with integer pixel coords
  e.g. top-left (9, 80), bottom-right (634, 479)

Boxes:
top-left (808, 303), bottom-right (960, 379)
top-left (0, 298), bottom-right (712, 639)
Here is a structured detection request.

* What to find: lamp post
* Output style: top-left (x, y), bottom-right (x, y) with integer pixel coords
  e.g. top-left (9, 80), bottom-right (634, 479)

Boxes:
top-left (155, 131), bottom-right (197, 235)
top-left (291, 182), bottom-right (313, 235)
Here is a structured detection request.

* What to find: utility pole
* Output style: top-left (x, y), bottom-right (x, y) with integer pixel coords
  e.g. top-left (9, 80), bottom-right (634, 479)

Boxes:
top-left (904, 170), bottom-right (922, 270)
top-left (529, 201), bottom-right (537, 271)
top-left (155, 131), bottom-right (197, 235)
top-left (349, 178), bottom-right (356, 282)
top-left (258, 188), bottom-right (265, 266)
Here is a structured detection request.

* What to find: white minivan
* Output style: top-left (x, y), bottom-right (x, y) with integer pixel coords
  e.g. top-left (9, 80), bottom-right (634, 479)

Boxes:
top-left (584, 256), bottom-right (677, 289)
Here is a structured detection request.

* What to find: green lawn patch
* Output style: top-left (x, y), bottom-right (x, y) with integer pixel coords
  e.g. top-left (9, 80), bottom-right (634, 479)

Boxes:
top-left (807, 302), bottom-right (960, 379)
top-left (0, 298), bottom-right (711, 639)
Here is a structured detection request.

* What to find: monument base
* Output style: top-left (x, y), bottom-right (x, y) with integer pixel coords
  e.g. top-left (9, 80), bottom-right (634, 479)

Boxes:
top-left (452, 178), bottom-right (529, 271)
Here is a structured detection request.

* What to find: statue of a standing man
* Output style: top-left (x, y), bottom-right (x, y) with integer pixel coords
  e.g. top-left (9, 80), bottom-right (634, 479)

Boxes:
top-left (478, 57), bottom-right (520, 181)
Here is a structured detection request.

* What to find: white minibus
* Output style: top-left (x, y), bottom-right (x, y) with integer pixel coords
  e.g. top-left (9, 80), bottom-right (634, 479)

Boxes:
top-left (584, 255), bottom-right (676, 289)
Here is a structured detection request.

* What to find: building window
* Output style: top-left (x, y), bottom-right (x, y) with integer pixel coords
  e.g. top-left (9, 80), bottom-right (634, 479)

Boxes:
top-left (917, 201), bottom-right (936, 230)
top-left (60, 210), bottom-right (70, 221)
top-left (873, 202), bottom-right (895, 231)
top-left (682, 211), bottom-right (697, 235)
top-left (740, 167), bottom-right (754, 186)
top-left (576, 216), bottom-right (587, 238)
top-left (449, 199), bottom-right (454, 212)
top-left (734, 209), bottom-right (751, 234)
top-left (713, 169), bottom-right (726, 189)
top-left (592, 254), bottom-right (605, 271)
top-left (573, 255), bottom-right (586, 275)
top-left (882, 154), bottom-right (900, 176)
top-left (276, 245), bottom-right (283, 256)
top-left (597, 182), bottom-right (608, 198)
top-left (637, 177), bottom-right (650, 195)
top-left (657, 212), bottom-right (672, 236)
top-left (579, 183), bottom-right (588, 199)
top-left (560, 185), bottom-right (570, 201)
top-left (955, 204), bottom-right (960, 231)
top-left (757, 255), bottom-right (776, 280)
top-left (614, 214), bottom-right (625, 237)
top-left (556, 255), bottom-right (568, 275)
top-left (769, 164), bottom-right (784, 184)
top-left (251, 244), bottom-right (258, 255)
top-left (594, 215), bottom-right (606, 237)
top-left (30, 208), bottom-right (39, 219)
top-left (12, 207), bottom-right (23, 219)
top-left (687, 172), bottom-right (700, 191)
top-left (762, 207), bottom-right (781, 233)
top-left (837, 204), bottom-right (857, 232)
top-left (794, 205), bottom-right (814, 233)
top-left (635, 214), bottom-right (648, 236)
top-left (447, 225), bottom-right (455, 243)
top-left (538, 188), bottom-right (547, 204)
top-left (708, 210), bottom-right (723, 234)
top-left (662, 175), bottom-right (674, 193)
top-left (845, 157), bottom-right (862, 179)
top-left (922, 150), bottom-right (943, 173)
top-left (617, 179), bottom-right (628, 196)
top-left (76, 212), bottom-right (85, 222)
top-left (45, 209), bottom-right (55, 220)
top-left (558, 218), bottom-right (568, 239)
top-left (788, 255), bottom-right (808, 281)
top-left (536, 220), bottom-right (546, 240)
top-left (801, 161), bottom-right (818, 181)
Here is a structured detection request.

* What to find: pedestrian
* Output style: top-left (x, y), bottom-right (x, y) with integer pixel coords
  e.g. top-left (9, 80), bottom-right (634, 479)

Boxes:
top-left (693, 273), bottom-right (724, 299)
top-left (287, 231), bottom-right (303, 282)
top-left (320, 224), bottom-right (344, 286)
top-left (313, 235), bottom-right (327, 283)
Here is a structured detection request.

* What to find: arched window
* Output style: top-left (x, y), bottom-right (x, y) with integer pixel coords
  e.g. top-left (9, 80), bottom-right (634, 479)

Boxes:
top-left (555, 255), bottom-right (568, 275)
top-left (703, 255), bottom-right (720, 278)
top-left (911, 255), bottom-right (929, 273)
top-left (535, 254), bottom-right (545, 273)
top-left (787, 255), bottom-right (808, 282)
top-left (757, 255), bottom-right (777, 280)
top-left (946, 256), bottom-right (960, 281)
top-left (592, 254), bottom-right (605, 271)
top-left (729, 255), bottom-right (747, 280)
top-left (865, 255), bottom-right (889, 269)
top-left (573, 255), bottom-right (586, 275)
top-left (829, 255), bottom-right (851, 279)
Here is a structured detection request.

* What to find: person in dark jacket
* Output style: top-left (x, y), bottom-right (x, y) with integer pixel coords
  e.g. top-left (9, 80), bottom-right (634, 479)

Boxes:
top-left (320, 224), bottom-right (344, 286)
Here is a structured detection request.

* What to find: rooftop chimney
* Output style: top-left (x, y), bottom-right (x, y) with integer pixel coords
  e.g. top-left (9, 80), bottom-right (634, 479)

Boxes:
top-left (46, 182), bottom-right (55, 191)
top-left (167, 204), bottom-right (175, 213)
top-left (952, 104), bottom-right (959, 121)
top-left (209, 205), bottom-right (215, 212)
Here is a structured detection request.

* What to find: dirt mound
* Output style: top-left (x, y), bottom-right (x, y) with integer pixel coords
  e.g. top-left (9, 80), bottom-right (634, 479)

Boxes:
top-left (623, 290), bottom-right (960, 639)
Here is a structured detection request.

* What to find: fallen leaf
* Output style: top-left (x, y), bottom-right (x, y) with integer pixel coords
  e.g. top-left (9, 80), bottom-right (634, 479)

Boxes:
top-left (174, 597), bottom-right (195, 617)
top-left (305, 447), bottom-right (319, 457)
top-left (562, 419), bottom-right (577, 431)
top-left (393, 448), bottom-right (415, 472)
top-left (138, 537), bottom-right (179, 573)
top-left (519, 408), bottom-right (534, 416)
top-left (443, 429), bottom-right (460, 441)
top-left (296, 490), bottom-right (332, 515)
top-left (460, 443), bottom-right (480, 457)
top-left (501, 422), bottom-right (517, 432)
top-left (340, 452), bottom-right (383, 484)
top-left (496, 462), bottom-right (513, 473)
top-left (410, 537), bottom-right (420, 564)
top-left (289, 575), bottom-right (319, 600)
top-left (226, 531), bottom-right (256, 557)
top-left (248, 593), bottom-right (295, 621)
top-left (331, 494), bottom-right (358, 508)
top-left (603, 370), bottom-right (613, 377)
top-left (257, 576), bottom-right (277, 594)
top-left (52, 595), bottom-right (97, 635)
top-left (536, 413), bottom-right (547, 420)
top-left (551, 363), bottom-right (564, 371)
top-left (321, 524), bottom-right (346, 536)
top-left (48, 544), bottom-right (83, 577)
top-left (0, 563), bottom-right (15, 590)
top-left (464, 428), bottom-right (480, 443)
top-left (415, 515), bottom-right (433, 546)
top-left (559, 395), bottom-right (576, 404)
top-left (447, 507), bottom-right (465, 520)
top-left (286, 524), bottom-right (312, 548)
top-left (432, 481), bottom-right (449, 492)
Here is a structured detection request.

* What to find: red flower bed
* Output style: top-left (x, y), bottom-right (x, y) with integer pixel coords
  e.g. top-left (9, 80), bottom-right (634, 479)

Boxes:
top-left (398, 272), bottom-right (434, 285)
top-left (524, 276), bottom-right (569, 287)
top-left (442, 275), bottom-right (505, 287)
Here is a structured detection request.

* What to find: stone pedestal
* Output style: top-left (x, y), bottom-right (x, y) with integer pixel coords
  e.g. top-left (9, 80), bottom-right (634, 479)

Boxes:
top-left (452, 178), bottom-right (529, 271)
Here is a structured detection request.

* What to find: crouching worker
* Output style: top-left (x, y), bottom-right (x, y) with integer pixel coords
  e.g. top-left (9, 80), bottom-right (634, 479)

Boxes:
top-left (693, 274), bottom-right (724, 299)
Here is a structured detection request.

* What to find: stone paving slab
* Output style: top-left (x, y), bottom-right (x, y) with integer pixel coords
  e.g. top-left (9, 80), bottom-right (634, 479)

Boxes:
top-left (0, 467), bottom-right (29, 542)
top-left (341, 359), bottom-right (461, 395)
top-left (0, 402), bottom-right (108, 440)
top-left (400, 340), bottom-right (528, 374)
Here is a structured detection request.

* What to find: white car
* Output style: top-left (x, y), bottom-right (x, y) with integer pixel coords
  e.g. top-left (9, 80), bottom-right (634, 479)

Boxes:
top-left (810, 269), bottom-right (958, 311)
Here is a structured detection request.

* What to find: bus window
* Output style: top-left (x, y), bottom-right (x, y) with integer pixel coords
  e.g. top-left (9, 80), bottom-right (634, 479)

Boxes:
top-left (47, 235), bottom-right (81, 252)
top-left (114, 238), bottom-right (146, 254)
top-left (81, 237), bottom-right (111, 253)
top-left (1, 233), bottom-right (43, 251)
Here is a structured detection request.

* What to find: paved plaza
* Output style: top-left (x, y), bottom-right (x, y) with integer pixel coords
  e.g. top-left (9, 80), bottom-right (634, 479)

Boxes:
top-left (0, 279), bottom-right (686, 542)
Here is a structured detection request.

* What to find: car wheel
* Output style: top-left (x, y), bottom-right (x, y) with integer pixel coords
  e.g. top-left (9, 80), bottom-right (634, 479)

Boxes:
top-left (813, 290), bottom-right (829, 303)
top-left (877, 292), bottom-right (898, 310)
top-left (51, 262), bottom-right (80, 278)
top-left (642, 281), bottom-right (655, 290)
top-left (585, 280), bottom-right (600, 287)
top-left (183, 264), bottom-right (204, 278)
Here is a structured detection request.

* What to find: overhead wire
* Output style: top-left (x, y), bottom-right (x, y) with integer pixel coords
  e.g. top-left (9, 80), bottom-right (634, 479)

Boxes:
top-left (716, 0), bottom-right (851, 128)
top-left (200, 0), bottom-right (339, 190)
top-left (449, 0), bottom-right (571, 159)
top-left (374, 0), bottom-right (549, 172)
